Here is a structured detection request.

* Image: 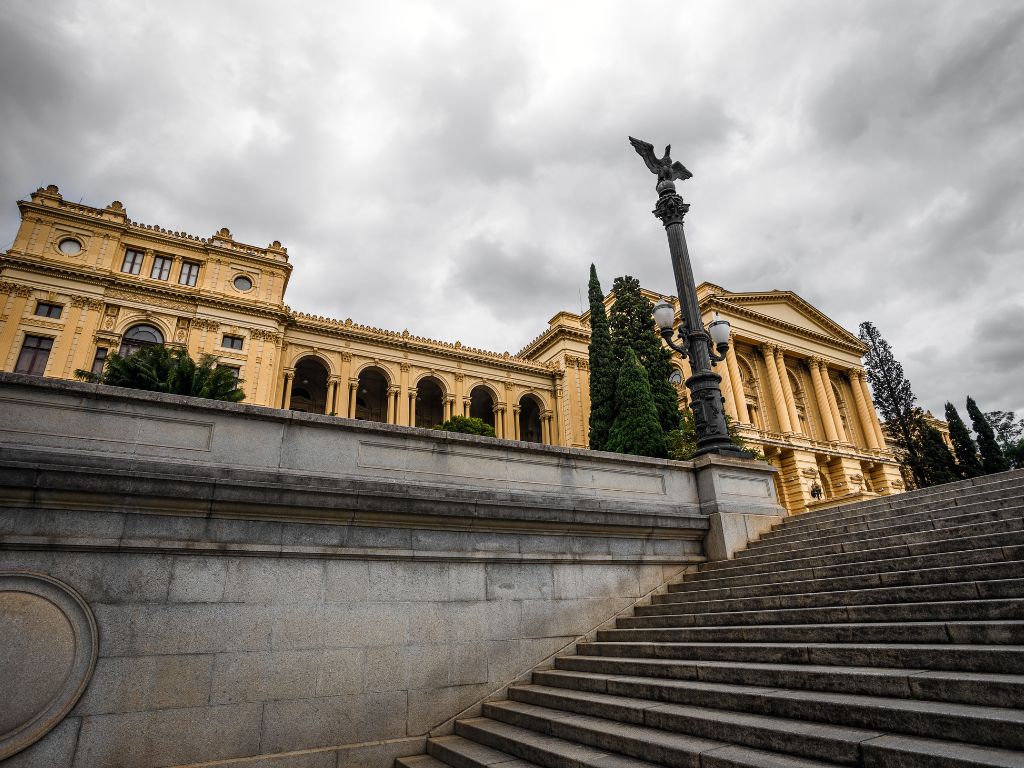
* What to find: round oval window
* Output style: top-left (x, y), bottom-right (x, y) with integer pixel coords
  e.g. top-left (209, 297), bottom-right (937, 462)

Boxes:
top-left (58, 238), bottom-right (82, 255)
top-left (233, 275), bottom-right (253, 292)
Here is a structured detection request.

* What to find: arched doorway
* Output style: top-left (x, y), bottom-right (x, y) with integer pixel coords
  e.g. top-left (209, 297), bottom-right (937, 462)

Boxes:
top-left (469, 386), bottom-right (495, 429)
top-left (290, 357), bottom-right (329, 413)
top-left (518, 395), bottom-right (543, 443)
top-left (355, 367), bottom-right (390, 423)
top-left (415, 377), bottom-right (445, 429)
top-left (119, 323), bottom-right (164, 356)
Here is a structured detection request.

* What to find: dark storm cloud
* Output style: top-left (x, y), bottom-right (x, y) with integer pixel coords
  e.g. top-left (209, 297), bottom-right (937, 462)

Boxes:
top-left (1, 0), bottom-right (1022, 415)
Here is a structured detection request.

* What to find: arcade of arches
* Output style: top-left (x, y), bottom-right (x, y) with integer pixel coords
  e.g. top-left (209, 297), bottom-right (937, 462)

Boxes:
top-left (0, 186), bottom-right (905, 515)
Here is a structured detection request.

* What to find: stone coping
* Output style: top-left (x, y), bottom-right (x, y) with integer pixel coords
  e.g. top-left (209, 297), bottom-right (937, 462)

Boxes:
top-left (0, 372), bottom-right (693, 471)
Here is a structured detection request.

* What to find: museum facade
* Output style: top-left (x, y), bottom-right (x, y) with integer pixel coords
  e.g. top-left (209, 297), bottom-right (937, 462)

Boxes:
top-left (0, 185), bottom-right (904, 512)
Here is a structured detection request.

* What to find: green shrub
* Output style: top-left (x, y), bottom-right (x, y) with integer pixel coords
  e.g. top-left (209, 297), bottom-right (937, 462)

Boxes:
top-left (433, 415), bottom-right (496, 437)
top-left (75, 345), bottom-right (245, 402)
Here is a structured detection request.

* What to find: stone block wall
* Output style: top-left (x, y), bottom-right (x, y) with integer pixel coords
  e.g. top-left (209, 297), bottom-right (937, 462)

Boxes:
top-left (0, 374), bottom-right (750, 767)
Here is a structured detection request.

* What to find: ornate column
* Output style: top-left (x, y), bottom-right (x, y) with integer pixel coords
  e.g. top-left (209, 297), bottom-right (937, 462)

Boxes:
top-left (858, 371), bottom-right (887, 449)
top-left (552, 372), bottom-right (565, 446)
top-left (347, 378), bottom-right (358, 419)
top-left (761, 345), bottom-right (793, 433)
top-left (444, 396), bottom-right (454, 422)
top-left (336, 352), bottom-right (353, 418)
top-left (408, 388), bottom-right (418, 427)
top-left (327, 376), bottom-right (340, 415)
top-left (725, 345), bottom-right (747, 424)
top-left (646, 164), bottom-right (739, 455)
top-left (849, 370), bottom-right (880, 450)
top-left (541, 413), bottom-right (552, 444)
top-left (386, 386), bottom-right (398, 424)
top-left (512, 405), bottom-right (521, 440)
top-left (776, 348), bottom-right (802, 435)
top-left (718, 351), bottom-right (739, 421)
top-left (821, 365), bottom-right (848, 442)
top-left (69, 299), bottom-right (106, 374)
top-left (493, 405), bottom-right (505, 438)
top-left (809, 358), bottom-right (839, 442)
top-left (398, 363), bottom-right (410, 425)
top-left (281, 370), bottom-right (294, 409)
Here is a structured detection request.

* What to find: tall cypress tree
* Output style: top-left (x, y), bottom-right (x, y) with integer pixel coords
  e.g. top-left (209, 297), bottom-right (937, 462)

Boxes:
top-left (858, 321), bottom-right (926, 487)
top-left (944, 402), bottom-right (983, 478)
top-left (586, 264), bottom-right (616, 451)
top-left (609, 276), bottom-right (681, 435)
top-left (919, 423), bottom-right (960, 486)
top-left (606, 348), bottom-right (666, 458)
top-left (966, 396), bottom-right (1010, 474)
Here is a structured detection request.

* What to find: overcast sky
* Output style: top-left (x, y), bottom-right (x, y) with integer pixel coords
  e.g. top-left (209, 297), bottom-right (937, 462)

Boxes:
top-left (1, 1), bottom-right (1022, 418)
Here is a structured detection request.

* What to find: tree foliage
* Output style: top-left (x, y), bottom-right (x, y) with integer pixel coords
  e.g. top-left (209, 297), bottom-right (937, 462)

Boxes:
top-left (944, 402), bottom-right (983, 478)
top-left (858, 321), bottom-right (926, 487)
top-left (76, 345), bottom-right (245, 402)
top-left (985, 411), bottom-right (1024, 450)
top-left (608, 276), bottom-right (681, 435)
top-left (666, 411), bottom-right (761, 462)
top-left (586, 264), bottom-right (616, 451)
top-left (967, 396), bottom-right (1009, 474)
top-left (606, 348), bottom-right (666, 458)
top-left (918, 423), bottom-right (960, 486)
top-left (433, 415), bottom-right (496, 437)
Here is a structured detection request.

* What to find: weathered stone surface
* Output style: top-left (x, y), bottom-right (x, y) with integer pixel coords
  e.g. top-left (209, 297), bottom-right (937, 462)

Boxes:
top-left (0, 374), bottom-right (788, 767)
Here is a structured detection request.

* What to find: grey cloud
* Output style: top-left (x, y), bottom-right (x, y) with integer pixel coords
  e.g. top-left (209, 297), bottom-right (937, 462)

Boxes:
top-left (1, 0), bottom-right (1022, 416)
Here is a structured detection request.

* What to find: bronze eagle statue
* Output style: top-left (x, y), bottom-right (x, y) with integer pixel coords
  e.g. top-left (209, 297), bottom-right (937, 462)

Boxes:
top-left (628, 136), bottom-right (692, 182)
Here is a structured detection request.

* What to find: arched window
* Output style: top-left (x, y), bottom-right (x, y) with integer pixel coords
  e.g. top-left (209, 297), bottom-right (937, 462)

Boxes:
top-left (119, 324), bottom-right (164, 357)
top-left (469, 386), bottom-right (495, 428)
top-left (415, 377), bottom-right (445, 428)
top-left (518, 395), bottom-right (543, 443)
top-left (355, 367), bottom-right (390, 423)
top-left (290, 357), bottom-right (329, 414)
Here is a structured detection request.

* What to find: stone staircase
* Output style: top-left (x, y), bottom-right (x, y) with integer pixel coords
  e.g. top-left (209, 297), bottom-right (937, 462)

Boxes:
top-left (397, 469), bottom-right (1024, 768)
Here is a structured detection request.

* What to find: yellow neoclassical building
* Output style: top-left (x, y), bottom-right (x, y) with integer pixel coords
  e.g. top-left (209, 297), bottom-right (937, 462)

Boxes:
top-left (0, 185), bottom-right (904, 512)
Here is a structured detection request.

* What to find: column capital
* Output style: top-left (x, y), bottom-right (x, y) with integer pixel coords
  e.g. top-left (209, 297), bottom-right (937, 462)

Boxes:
top-left (652, 191), bottom-right (690, 227)
top-left (388, 386), bottom-right (400, 395)
top-left (283, 368), bottom-right (295, 377)
top-left (408, 388), bottom-right (418, 396)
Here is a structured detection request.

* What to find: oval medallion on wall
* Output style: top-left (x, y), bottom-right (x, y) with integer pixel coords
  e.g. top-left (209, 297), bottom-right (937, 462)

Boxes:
top-left (0, 571), bottom-right (98, 760)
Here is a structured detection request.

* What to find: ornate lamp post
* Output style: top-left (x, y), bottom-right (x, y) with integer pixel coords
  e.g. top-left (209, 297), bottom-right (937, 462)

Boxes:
top-left (629, 136), bottom-right (747, 458)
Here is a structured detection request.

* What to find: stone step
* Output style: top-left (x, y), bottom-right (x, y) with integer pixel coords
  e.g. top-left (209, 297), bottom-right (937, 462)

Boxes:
top-left (512, 678), bottom-right (1024, 751)
top-left (576, 641), bottom-right (1024, 674)
top-left (774, 471), bottom-right (1024, 530)
top-left (773, 482), bottom-right (1024, 538)
top-left (427, 734), bottom-right (541, 767)
top-left (396, 755), bottom-right (459, 768)
top-left (477, 700), bottom-right (843, 768)
top-left (456, 712), bottom-right (690, 768)
top-left (661, 553), bottom-right (1024, 603)
top-left (671, 536), bottom-right (1024, 593)
top-left (595, 620), bottom-right (1024, 645)
top-left (618, 597), bottom-right (1024, 629)
top-left (552, 655), bottom-right (1024, 708)
top-left (502, 683), bottom-right (1024, 768)
top-left (642, 577), bottom-right (1024, 617)
top-left (729, 513), bottom-right (1024, 567)
top-left (756, 501), bottom-right (1024, 552)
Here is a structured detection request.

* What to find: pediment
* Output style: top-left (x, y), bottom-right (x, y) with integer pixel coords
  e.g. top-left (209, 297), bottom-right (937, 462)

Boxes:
top-left (704, 289), bottom-right (864, 349)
